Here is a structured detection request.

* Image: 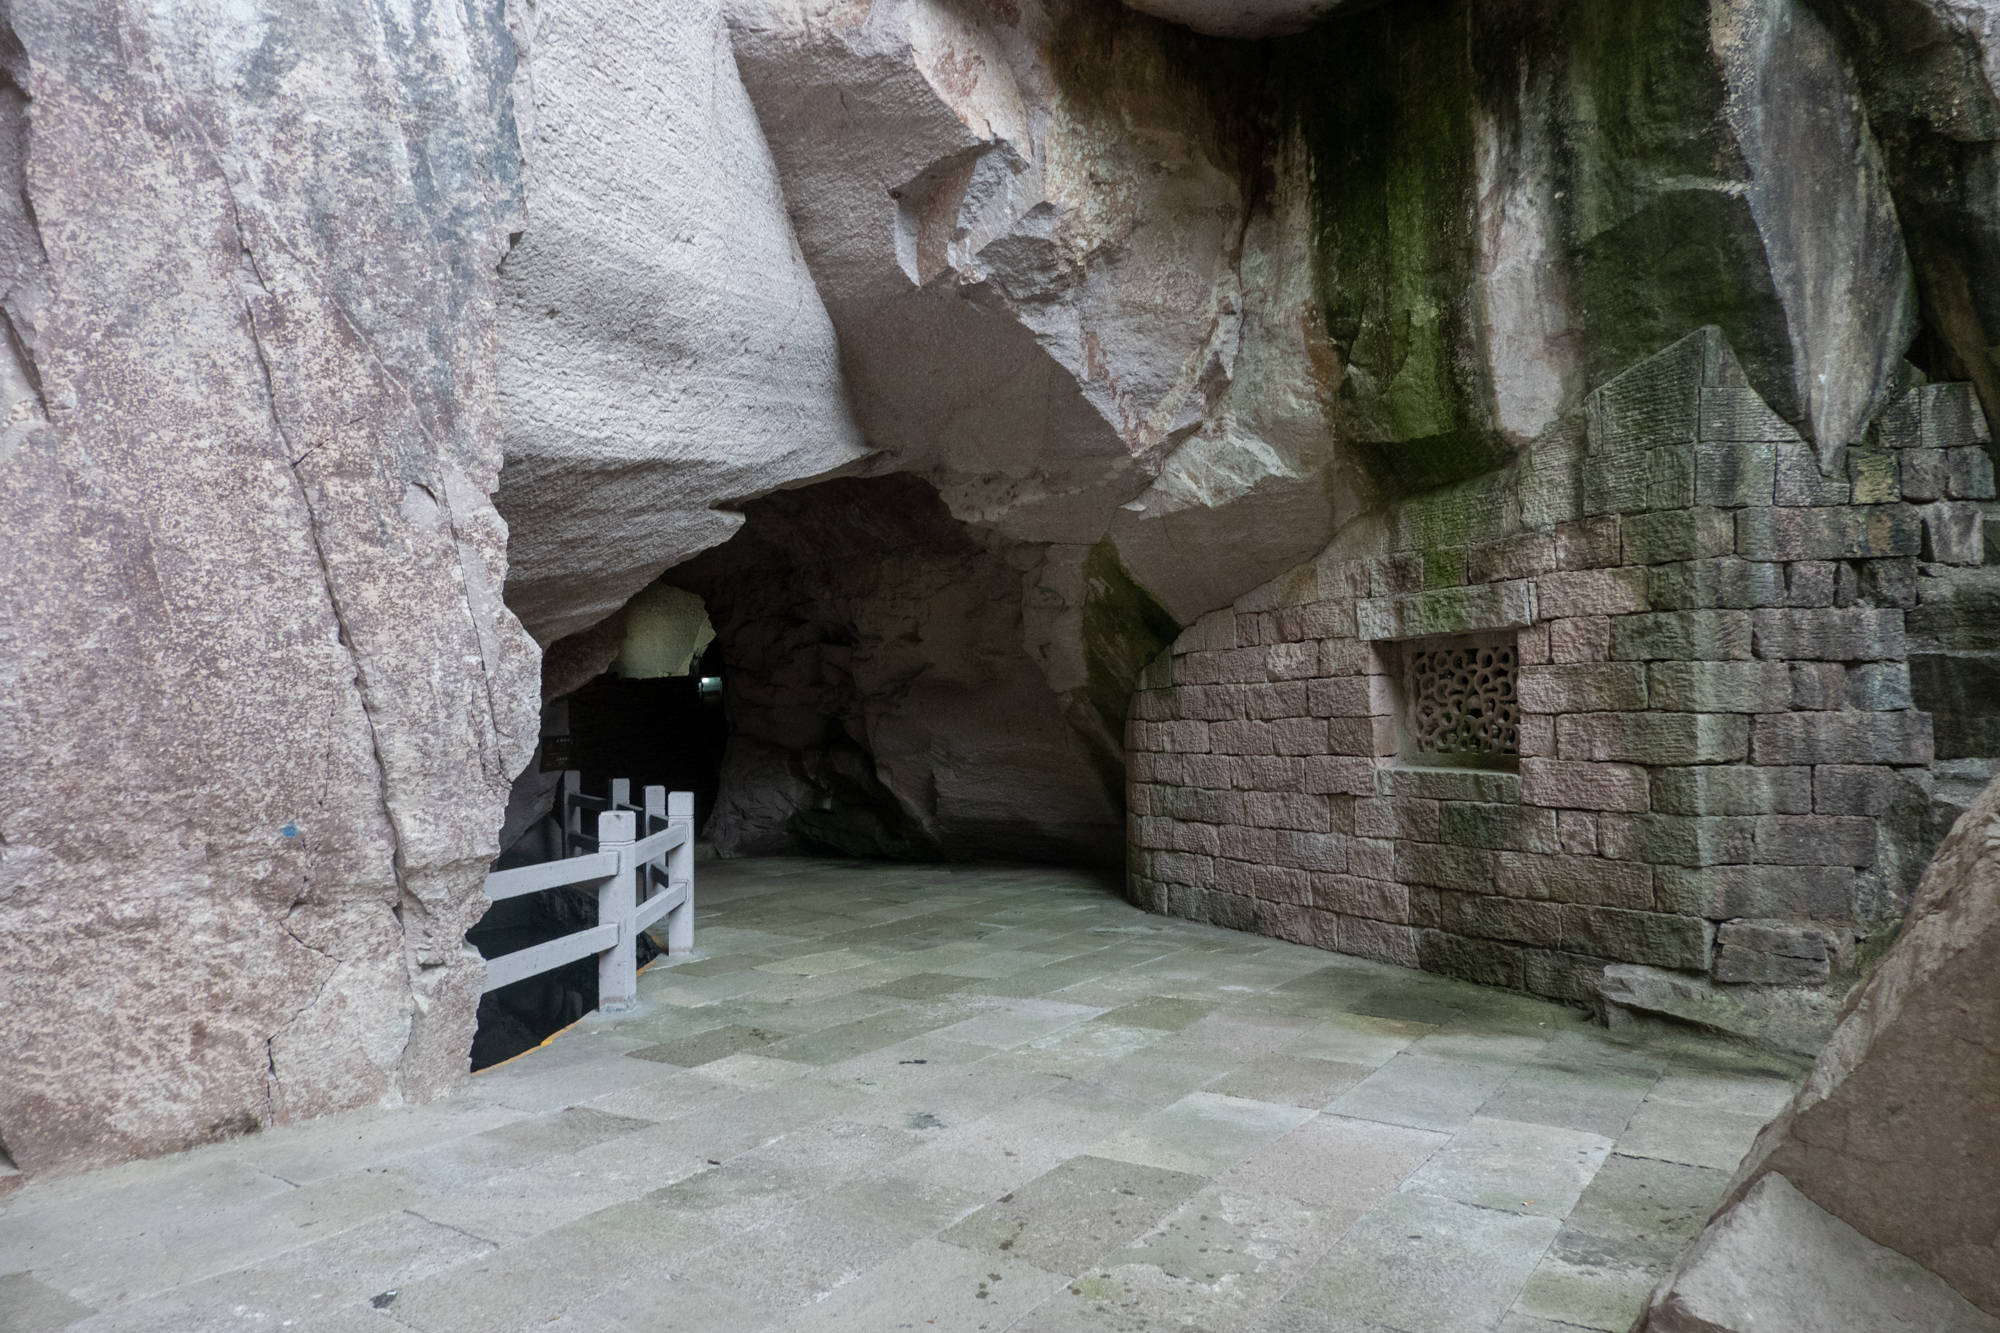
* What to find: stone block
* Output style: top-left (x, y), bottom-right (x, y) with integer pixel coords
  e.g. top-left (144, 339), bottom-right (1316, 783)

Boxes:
top-left (1622, 508), bottom-right (1737, 565)
top-left (1845, 448), bottom-right (1901, 504)
top-left (1346, 835), bottom-right (1395, 879)
top-left (1354, 795), bottom-right (1442, 841)
top-left (1517, 622), bottom-right (1552, 666)
top-left (1536, 567), bottom-right (1649, 618)
top-left (1519, 758), bottom-right (1650, 812)
top-left (1585, 444), bottom-right (1695, 515)
top-left (1919, 500), bottom-right (1984, 565)
top-left (1555, 517), bottom-right (1622, 569)
top-left (1520, 438), bottom-right (1584, 529)
top-left (1439, 801), bottom-right (1562, 853)
top-left (1416, 931), bottom-right (1526, 990)
top-left (1296, 755), bottom-right (1380, 796)
top-left (1812, 765), bottom-right (1918, 816)
top-left (1378, 767), bottom-right (1522, 802)
top-left (1699, 386), bottom-right (1797, 443)
top-left (1327, 714), bottom-right (1396, 757)
top-left (1917, 380), bottom-right (1992, 446)
top-left (1753, 815), bottom-right (1877, 867)
top-left (1516, 663), bottom-right (1648, 713)
top-left (1356, 582), bottom-right (1537, 641)
top-left (1557, 711), bottom-right (1750, 764)
top-left (1898, 448), bottom-right (1946, 501)
top-left (1239, 790), bottom-right (1330, 832)
top-left (1646, 661), bottom-right (1792, 713)
top-left (1609, 610), bottom-right (1752, 661)
top-left (1653, 864), bottom-right (1853, 919)
top-left (1557, 809), bottom-right (1599, 855)
top-left (1313, 874), bottom-right (1409, 923)
top-left (1735, 506), bottom-right (1921, 560)
top-left (1647, 558), bottom-right (1786, 610)
top-left (1751, 710), bottom-right (1933, 766)
top-left (1586, 331), bottom-right (1702, 453)
top-left (1785, 561), bottom-right (1836, 607)
top-left (1393, 472), bottom-right (1518, 555)
top-left (1394, 841), bottom-right (1498, 892)
top-left (1522, 949), bottom-right (1609, 1004)
top-left (1439, 891), bottom-right (1564, 948)
top-left (1422, 547), bottom-right (1466, 589)
top-left (1372, 552), bottom-right (1425, 596)
top-left (1209, 720), bottom-right (1272, 754)
top-left (1775, 443), bottom-right (1852, 505)
top-left (1650, 765), bottom-right (1812, 815)
top-left (1517, 713), bottom-right (1556, 756)
top-left (1273, 831), bottom-right (1350, 873)
top-left (1712, 921), bottom-right (1832, 985)
top-left (1494, 851), bottom-right (1653, 909)
top-left (1789, 662), bottom-right (1846, 709)
top-left (1857, 558), bottom-right (1918, 609)
top-left (1946, 447), bottom-right (1995, 499)
top-left (1597, 812), bottom-right (1756, 866)
top-left (1242, 681), bottom-right (1309, 720)
top-left (1180, 685), bottom-right (1247, 721)
top-left (1549, 616), bottom-right (1611, 663)
top-left (1308, 676), bottom-right (1383, 718)
top-left (1869, 387), bottom-right (1923, 448)
top-left (1281, 716), bottom-right (1340, 755)
top-left (1750, 607), bottom-right (1906, 662)
top-left (1188, 610), bottom-right (1238, 651)
top-left (1321, 638), bottom-right (1375, 676)
top-left (1696, 440), bottom-right (1777, 506)
top-left (1218, 825), bottom-right (1279, 863)
top-left (1465, 532), bottom-right (1557, 584)
top-left (1148, 850), bottom-right (1214, 886)
top-left (1561, 906), bottom-right (1713, 969)
top-left (1267, 641), bottom-right (1320, 680)
top-left (1845, 662), bottom-right (1912, 711)
top-left (1213, 646), bottom-right (1269, 683)
top-left (1337, 916), bottom-right (1420, 968)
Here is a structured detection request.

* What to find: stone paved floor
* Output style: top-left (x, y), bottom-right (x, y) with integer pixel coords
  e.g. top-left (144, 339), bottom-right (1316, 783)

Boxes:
top-left (0, 859), bottom-right (1809, 1333)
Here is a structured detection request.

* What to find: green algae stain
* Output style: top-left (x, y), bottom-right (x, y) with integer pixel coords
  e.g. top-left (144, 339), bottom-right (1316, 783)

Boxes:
top-left (1082, 541), bottom-right (1182, 753)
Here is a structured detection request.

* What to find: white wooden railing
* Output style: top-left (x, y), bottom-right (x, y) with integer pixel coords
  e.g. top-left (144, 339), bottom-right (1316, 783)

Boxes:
top-left (479, 774), bottom-right (694, 1012)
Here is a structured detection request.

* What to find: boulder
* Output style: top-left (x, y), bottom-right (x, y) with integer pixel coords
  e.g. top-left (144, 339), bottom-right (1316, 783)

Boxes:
top-left (493, 0), bottom-right (868, 646)
top-left (0, 0), bottom-right (537, 1173)
top-left (1637, 1174), bottom-right (1999, 1333)
top-left (1638, 769), bottom-right (2000, 1325)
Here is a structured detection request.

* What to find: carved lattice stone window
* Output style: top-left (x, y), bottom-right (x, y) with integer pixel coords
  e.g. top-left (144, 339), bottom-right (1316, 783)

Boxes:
top-left (1398, 634), bottom-right (1519, 768)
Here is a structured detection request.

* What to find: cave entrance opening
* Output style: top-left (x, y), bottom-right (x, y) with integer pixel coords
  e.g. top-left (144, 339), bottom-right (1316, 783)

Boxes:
top-left (469, 589), bottom-right (727, 1070)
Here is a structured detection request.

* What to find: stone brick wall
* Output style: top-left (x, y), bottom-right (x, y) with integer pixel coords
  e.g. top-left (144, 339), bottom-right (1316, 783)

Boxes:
top-left (1126, 329), bottom-right (1994, 1003)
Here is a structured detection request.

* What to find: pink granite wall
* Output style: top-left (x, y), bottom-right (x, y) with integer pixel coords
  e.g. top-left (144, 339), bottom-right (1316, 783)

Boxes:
top-left (1125, 330), bottom-right (1991, 1002)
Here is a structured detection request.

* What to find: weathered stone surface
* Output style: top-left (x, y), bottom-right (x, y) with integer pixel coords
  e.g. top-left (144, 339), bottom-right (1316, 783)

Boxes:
top-left (1707, 770), bottom-right (2000, 1316)
top-left (677, 476), bottom-right (1128, 866)
top-left (0, 0), bottom-right (539, 1174)
top-left (1635, 1174), bottom-right (2000, 1333)
top-left (1599, 965), bottom-right (1841, 1057)
top-left (493, 0), bottom-right (867, 645)
top-left (1118, 0), bottom-right (1345, 39)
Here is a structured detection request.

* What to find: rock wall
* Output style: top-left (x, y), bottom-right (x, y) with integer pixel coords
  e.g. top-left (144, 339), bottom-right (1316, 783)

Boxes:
top-left (0, 0), bottom-right (538, 1176)
top-left (1126, 329), bottom-right (1992, 1021)
top-left (1635, 766), bottom-right (2000, 1328)
top-left (493, 0), bottom-right (868, 647)
top-left (676, 475), bottom-right (1132, 867)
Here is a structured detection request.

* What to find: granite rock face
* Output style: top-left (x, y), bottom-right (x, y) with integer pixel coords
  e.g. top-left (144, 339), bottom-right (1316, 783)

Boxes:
top-left (492, 0), bottom-right (868, 646)
top-left (1636, 765), bottom-right (2000, 1326)
top-left (676, 476), bottom-right (1127, 866)
top-left (0, 0), bottom-right (538, 1174)
top-left (1636, 1174), bottom-right (2000, 1333)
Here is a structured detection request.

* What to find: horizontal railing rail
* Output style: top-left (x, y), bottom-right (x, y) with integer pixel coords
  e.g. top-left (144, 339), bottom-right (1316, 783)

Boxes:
top-left (477, 773), bottom-right (694, 1012)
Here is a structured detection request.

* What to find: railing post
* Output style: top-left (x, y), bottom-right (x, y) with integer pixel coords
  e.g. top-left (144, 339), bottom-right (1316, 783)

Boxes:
top-left (666, 791), bottom-right (695, 956)
top-left (596, 808), bottom-right (638, 1012)
top-left (609, 777), bottom-right (630, 810)
top-left (560, 770), bottom-right (581, 857)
